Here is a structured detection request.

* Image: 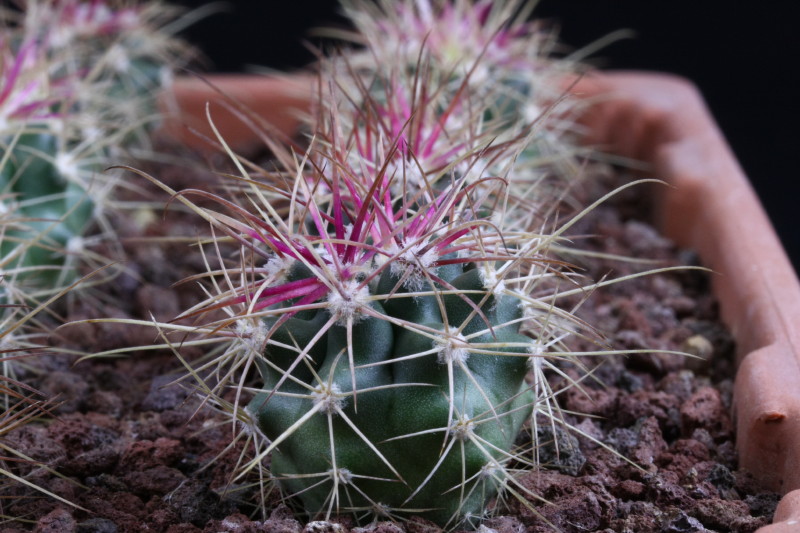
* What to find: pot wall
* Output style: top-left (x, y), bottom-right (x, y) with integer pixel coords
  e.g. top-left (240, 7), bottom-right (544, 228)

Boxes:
top-left (164, 72), bottom-right (800, 532)
top-left (572, 72), bottom-right (800, 533)
top-left (161, 75), bottom-right (311, 154)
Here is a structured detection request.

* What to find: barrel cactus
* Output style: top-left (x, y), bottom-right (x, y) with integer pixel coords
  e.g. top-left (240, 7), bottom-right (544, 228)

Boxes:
top-left (141, 0), bottom-right (660, 529)
top-left (165, 110), bottom-right (575, 528)
top-left (138, 5), bottom-right (584, 531)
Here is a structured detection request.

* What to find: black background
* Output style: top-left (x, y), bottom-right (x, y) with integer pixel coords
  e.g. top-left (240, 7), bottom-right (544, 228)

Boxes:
top-left (174, 1), bottom-right (800, 273)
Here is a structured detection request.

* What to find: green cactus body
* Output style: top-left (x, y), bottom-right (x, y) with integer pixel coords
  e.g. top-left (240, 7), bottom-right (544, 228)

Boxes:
top-left (248, 262), bottom-right (535, 526)
top-left (0, 132), bottom-right (94, 287)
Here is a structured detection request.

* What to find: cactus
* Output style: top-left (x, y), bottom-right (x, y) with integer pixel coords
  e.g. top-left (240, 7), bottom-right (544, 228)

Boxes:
top-left (0, 1), bottom-right (196, 507)
top-left (136, 3), bottom-right (582, 528)
top-left (158, 128), bottom-right (570, 527)
top-left (131, 0), bottom-right (681, 529)
top-left (335, 0), bottom-right (584, 177)
top-left (0, 0), bottom-right (192, 300)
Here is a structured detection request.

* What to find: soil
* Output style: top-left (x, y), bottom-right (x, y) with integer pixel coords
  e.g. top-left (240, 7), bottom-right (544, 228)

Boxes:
top-left (0, 150), bottom-right (781, 533)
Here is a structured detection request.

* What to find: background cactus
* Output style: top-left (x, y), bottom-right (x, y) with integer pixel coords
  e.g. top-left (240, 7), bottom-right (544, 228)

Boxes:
top-left (0, 0), bottom-right (192, 301)
top-left (0, 0), bottom-right (197, 512)
top-left (334, 0), bottom-right (586, 189)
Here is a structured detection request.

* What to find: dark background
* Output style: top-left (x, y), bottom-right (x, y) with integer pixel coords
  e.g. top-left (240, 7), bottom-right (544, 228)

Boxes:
top-left (174, 1), bottom-right (799, 273)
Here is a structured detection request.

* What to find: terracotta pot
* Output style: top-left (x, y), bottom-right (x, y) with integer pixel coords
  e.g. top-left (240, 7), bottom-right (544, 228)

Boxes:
top-left (160, 75), bottom-right (312, 154)
top-left (571, 73), bottom-right (800, 533)
top-left (163, 72), bottom-right (800, 532)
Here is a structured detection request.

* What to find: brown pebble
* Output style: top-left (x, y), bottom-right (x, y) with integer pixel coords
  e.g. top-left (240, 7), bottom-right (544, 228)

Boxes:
top-left (614, 479), bottom-right (647, 499)
top-left (34, 507), bottom-right (76, 533)
top-left (680, 386), bottom-right (733, 438)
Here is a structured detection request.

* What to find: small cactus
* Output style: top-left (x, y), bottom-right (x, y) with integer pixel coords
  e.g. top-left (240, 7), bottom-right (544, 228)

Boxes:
top-left (141, 0), bottom-right (676, 529)
top-left (159, 122), bottom-right (574, 527)
top-left (138, 2), bottom-right (587, 529)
